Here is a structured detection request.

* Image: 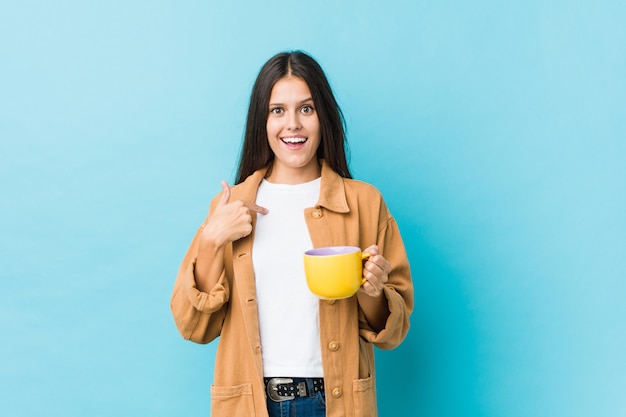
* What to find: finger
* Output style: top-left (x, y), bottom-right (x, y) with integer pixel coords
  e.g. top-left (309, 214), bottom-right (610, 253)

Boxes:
top-left (365, 259), bottom-right (384, 275)
top-left (364, 262), bottom-right (384, 284)
top-left (244, 201), bottom-right (269, 215)
top-left (366, 257), bottom-right (390, 284)
top-left (366, 252), bottom-right (390, 274)
top-left (218, 180), bottom-right (231, 206)
top-left (364, 244), bottom-right (379, 256)
top-left (375, 259), bottom-right (390, 283)
top-left (362, 279), bottom-right (383, 297)
top-left (365, 255), bottom-right (386, 272)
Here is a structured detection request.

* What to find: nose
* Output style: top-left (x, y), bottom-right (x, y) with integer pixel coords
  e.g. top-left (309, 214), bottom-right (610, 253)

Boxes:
top-left (287, 111), bottom-right (301, 130)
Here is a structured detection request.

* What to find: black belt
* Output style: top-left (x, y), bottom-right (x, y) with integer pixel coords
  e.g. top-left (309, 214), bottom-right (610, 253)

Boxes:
top-left (264, 377), bottom-right (325, 402)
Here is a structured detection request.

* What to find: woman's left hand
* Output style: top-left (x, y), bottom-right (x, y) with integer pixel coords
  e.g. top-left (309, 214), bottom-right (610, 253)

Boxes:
top-left (359, 245), bottom-right (391, 298)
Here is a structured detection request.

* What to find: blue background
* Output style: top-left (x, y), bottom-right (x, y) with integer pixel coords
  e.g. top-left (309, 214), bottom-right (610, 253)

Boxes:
top-left (1, 1), bottom-right (625, 416)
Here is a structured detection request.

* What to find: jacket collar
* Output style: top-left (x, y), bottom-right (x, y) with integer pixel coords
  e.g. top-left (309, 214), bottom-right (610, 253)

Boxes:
top-left (238, 160), bottom-right (350, 214)
top-left (318, 160), bottom-right (349, 213)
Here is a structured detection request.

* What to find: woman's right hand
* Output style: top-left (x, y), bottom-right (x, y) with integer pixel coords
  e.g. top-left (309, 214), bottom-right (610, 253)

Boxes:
top-left (194, 181), bottom-right (268, 292)
top-left (200, 181), bottom-right (269, 249)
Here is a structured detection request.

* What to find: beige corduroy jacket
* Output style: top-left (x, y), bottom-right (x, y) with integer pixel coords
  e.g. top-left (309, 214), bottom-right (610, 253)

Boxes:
top-left (171, 160), bottom-right (413, 417)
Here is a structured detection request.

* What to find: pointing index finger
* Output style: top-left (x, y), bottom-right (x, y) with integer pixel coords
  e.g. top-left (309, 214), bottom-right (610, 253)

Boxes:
top-left (245, 202), bottom-right (269, 215)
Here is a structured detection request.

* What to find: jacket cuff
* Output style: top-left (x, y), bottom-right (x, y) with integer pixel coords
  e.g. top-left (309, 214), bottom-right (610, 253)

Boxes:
top-left (184, 257), bottom-right (229, 313)
top-left (361, 286), bottom-right (409, 349)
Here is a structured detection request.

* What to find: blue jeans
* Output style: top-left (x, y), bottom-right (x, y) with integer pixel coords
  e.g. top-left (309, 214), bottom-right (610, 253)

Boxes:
top-left (266, 378), bottom-right (326, 417)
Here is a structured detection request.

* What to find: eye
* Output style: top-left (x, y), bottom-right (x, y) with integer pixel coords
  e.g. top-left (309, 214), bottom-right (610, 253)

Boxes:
top-left (270, 107), bottom-right (283, 115)
top-left (301, 105), bottom-right (315, 114)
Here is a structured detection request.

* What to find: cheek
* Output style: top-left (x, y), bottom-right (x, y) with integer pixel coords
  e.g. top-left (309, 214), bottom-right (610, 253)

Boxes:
top-left (307, 118), bottom-right (321, 137)
top-left (309, 121), bottom-right (321, 143)
top-left (266, 119), bottom-right (280, 137)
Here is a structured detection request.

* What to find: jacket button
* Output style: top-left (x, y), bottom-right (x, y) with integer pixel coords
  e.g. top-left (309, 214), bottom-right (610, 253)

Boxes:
top-left (332, 387), bottom-right (342, 398)
top-left (312, 209), bottom-right (323, 219)
top-left (328, 341), bottom-right (339, 351)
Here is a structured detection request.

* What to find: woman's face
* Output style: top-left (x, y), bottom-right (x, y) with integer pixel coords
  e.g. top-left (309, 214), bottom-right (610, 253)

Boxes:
top-left (265, 76), bottom-right (321, 184)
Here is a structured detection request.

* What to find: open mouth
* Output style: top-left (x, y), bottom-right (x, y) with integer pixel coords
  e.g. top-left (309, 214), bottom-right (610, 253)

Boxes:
top-left (281, 136), bottom-right (308, 145)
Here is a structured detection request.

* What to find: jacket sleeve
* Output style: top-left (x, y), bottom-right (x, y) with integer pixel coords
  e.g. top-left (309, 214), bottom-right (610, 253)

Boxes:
top-left (170, 224), bottom-right (230, 344)
top-left (359, 213), bottom-right (413, 350)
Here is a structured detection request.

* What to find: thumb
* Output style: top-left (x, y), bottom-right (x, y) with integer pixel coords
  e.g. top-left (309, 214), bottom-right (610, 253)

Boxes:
top-left (364, 244), bottom-right (379, 256)
top-left (218, 180), bottom-right (231, 206)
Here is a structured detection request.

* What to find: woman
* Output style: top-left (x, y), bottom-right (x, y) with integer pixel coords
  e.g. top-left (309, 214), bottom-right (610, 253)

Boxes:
top-left (171, 51), bottom-right (413, 417)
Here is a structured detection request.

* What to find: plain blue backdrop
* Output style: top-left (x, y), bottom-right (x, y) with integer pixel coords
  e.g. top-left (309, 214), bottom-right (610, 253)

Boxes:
top-left (1, 1), bottom-right (625, 416)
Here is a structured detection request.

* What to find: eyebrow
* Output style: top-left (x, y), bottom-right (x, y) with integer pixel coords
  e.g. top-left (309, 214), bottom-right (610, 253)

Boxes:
top-left (269, 97), bottom-right (314, 107)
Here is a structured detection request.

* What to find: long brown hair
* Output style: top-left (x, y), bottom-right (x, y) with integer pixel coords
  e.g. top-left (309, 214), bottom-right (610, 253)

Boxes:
top-left (235, 51), bottom-right (351, 184)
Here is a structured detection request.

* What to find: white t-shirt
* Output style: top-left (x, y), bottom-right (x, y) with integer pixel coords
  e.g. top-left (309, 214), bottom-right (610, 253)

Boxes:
top-left (252, 177), bottom-right (323, 377)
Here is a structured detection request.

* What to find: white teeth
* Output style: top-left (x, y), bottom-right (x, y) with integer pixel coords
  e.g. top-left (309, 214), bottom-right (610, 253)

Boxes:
top-left (282, 137), bottom-right (307, 144)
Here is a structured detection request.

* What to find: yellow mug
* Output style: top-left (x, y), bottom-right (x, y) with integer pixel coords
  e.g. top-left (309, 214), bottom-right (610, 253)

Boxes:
top-left (304, 246), bottom-right (371, 299)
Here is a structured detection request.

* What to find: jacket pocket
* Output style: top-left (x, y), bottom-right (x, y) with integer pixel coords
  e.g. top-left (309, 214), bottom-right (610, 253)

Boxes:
top-left (210, 383), bottom-right (255, 416)
top-left (353, 376), bottom-right (377, 417)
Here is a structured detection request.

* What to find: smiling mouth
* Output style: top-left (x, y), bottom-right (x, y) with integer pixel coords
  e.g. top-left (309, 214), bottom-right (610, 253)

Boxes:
top-left (281, 136), bottom-right (308, 145)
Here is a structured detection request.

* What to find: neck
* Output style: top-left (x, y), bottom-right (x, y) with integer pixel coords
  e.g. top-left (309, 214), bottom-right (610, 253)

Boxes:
top-left (265, 160), bottom-right (321, 184)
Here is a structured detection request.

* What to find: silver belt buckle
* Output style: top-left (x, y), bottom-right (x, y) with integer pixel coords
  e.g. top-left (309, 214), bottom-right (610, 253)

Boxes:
top-left (266, 378), bottom-right (295, 402)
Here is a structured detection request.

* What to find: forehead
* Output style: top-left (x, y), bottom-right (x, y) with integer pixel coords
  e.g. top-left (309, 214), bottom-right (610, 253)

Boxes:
top-left (269, 76), bottom-right (313, 102)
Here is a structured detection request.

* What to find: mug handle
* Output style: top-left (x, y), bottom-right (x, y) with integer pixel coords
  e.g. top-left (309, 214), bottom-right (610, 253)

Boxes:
top-left (360, 251), bottom-right (371, 286)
